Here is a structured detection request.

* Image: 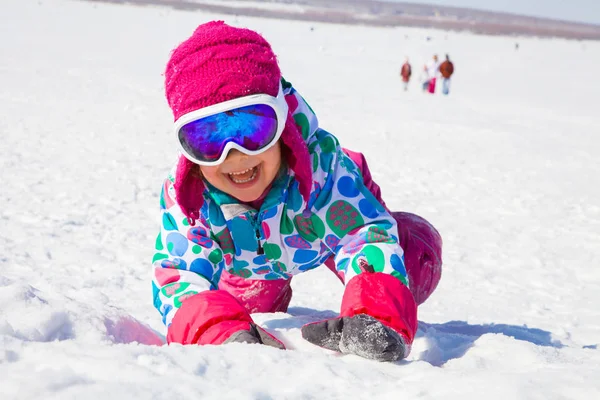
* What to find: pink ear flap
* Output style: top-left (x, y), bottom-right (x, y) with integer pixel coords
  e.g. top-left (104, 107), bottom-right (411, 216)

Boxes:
top-left (280, 107), bottom-right (312, 204)
top-left (174, 155), bottom-right (205, 225)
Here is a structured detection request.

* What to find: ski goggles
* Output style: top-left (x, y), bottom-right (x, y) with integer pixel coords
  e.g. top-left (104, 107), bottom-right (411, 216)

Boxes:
top-left (174, 83), bottom-right (288, 166)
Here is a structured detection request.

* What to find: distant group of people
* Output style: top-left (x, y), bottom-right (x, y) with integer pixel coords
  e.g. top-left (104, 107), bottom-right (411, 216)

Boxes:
top-left (400, 54), bottom-right (454, 95)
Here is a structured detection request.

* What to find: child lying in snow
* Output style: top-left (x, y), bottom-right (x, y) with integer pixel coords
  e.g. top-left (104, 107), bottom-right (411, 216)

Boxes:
top-left (152, 21), bottom-right (443, 361)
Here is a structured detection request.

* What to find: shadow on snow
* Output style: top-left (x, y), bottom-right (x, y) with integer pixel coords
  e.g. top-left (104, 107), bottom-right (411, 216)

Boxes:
top-left (416, 320), bottom-right (564, 366)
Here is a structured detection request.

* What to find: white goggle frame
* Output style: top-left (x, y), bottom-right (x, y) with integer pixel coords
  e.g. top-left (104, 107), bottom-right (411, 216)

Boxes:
top-left (174, 82), bottom-right (288, 166)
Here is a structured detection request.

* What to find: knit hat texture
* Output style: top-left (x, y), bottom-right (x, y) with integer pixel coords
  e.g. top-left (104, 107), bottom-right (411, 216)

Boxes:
top-left (164, 21), bottom-right (312, 224)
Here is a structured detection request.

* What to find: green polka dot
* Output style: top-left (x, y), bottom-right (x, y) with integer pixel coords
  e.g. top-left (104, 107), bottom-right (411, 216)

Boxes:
top-left (231, 268), bottom-right (252, 278)
top-left (351, 245), bottom-right (385, 275)
top-left (366, 226), bottom-right (396, 244)
top-left (208, 249), bottom-right (223, 264)
top-left (167, 242), bottom-right (174, 253)
top-left (320, 135), bottom-right (336, 153)
top-left (174, 291), bottom-right (198, 308)
top-left (159, 191), bottom-right (166, 209)
top-left (280, 213), bottom-right (294, 235)
top-left (263, 243), bottom-right (282, 260)
top-left (293, 113), bottom-right (310, 140)
top-left (152, 252), bottom-right (168, 263)
top-left (294, 213), bottom-right (326, 242)
top-left (312, 153), bottom-right (318, 173)
top-left (161, 282), bottom-right (190, 298)
top-left (215, 228), bottom-right (235, 255)
top-left (192, 245), bottom-right (202, 254)
top-left (326, 200), bottom-right (365, 237)
top-left (320, 152), bottom-right (333, 173)
top-left (391, 270), bottom-right (409, 286)
top-left (182, 218), bottom-right (190, 226)
top-left (273, 261), bottom-right (287, 273)
top-left (155, 233), bottom-right (164, 251)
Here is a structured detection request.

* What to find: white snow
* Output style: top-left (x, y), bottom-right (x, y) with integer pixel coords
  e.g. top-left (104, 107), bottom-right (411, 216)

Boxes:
top-left (1, 0), bottom-right (599, 398)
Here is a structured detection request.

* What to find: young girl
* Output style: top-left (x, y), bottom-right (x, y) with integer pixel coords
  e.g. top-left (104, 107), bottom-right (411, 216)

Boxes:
top-left (152, 21), bottom-right (443, 362)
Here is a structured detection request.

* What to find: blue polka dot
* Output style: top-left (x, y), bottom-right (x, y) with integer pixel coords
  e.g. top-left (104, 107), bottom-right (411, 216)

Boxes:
top-left (162, 213), bottom-right (178, 231)
top-left (314, 178), bottom-right (333, 211)
top-left (358, 198), bottom-right (379, 218)
top-left (293, 249), bottom-right (319, 264)
top-left (263, 206), bottom-right (278, 219)
top-left (212, 265), bottom-right (223, 289)
top-left (208, 201), bottom-right (225, 226)
top-left (233, 259), bottom-right (249, 269)
top-left (161, 258), bottom-right (186, 270)
top-left (253, 255), bottom-right (268, 265)
top-left (230, 218), bottom-right (257, 252)
top-left (252, 265), bottom-right (271, 275)
top-left (320, 152), bottom-right (334, 172)
top-left (337, 176), bottom-right (360, 198)
top-left (360, 186), bottom-right (386, 212)
top-left (166, 232), bottom-right (188, 256)
top-left (187, 227), bottom-right (212, 248)
top-left (287, 183), bottom-right (303, 212)
top-left (162, 305), bottom-right (173, 326)
top-left (342, 154), bottom-right (357, 172)
top-left (190, 258), bottom-right (214, 280)
top-left (337, 258), bottom-right (350, 272)
top-left (378, 220), bottom-right (394, 230)
top-left (152, 282), bottom-right (161, 310)
top-left (298, 260), bottom-right (319, 271)
top-left (325, 234), bottom-right (340, 250)
top-left (390, 254), bottom-right (407, 276)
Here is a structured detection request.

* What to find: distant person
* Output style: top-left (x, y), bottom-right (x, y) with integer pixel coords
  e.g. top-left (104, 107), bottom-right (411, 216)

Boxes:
top-left (420, 64), bottom-right (429, 92)
top-left (439, 54), bottom-right (454, 95)
top-left (400, 57), bottom-right (412, 91)
top-left (425, 54), bottom-right (440, 94)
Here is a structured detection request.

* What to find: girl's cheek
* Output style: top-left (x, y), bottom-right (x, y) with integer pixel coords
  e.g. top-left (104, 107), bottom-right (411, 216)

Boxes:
top-left (199, 166), bottom-right (219, 184)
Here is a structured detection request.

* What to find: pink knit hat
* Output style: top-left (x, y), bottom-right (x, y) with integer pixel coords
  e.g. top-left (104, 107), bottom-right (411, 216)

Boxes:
top-left (164, 21), bottom-right (312, 224)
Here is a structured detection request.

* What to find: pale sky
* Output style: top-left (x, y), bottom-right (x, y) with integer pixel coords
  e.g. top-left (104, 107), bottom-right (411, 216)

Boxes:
top-left (382, 0), bottom-right (600, 25)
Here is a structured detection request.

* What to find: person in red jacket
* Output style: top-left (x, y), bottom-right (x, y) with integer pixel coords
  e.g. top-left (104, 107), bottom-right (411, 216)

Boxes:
top-left (400, 57), bottom-right (412, 91)
top-left (439, 54), bottom-right (455, 95)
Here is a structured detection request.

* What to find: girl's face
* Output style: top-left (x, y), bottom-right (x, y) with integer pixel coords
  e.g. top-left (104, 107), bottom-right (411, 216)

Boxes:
top-left (199, 142), bottom-right (283, 203)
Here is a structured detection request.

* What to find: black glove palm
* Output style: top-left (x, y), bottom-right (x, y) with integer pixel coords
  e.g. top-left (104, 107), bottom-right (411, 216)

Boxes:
top-left (301, 314), bottom-right (406, 362)
top-left (224, 323), bottom-right (285, 349)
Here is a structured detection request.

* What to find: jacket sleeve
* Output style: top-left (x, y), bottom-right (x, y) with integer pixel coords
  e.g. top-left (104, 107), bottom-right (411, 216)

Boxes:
top-left (151, 176), bottom-right (225, 328)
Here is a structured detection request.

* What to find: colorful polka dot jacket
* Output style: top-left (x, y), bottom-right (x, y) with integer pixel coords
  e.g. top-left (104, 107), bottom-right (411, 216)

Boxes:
top-left (152, 81), bottom-right (408, 328)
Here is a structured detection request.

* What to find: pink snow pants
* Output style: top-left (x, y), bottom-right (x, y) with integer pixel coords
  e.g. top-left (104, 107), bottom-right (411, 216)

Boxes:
top-left (428, 77), bottom-right (437, 94)
top-left (218, 149), bottom-right (443, 312)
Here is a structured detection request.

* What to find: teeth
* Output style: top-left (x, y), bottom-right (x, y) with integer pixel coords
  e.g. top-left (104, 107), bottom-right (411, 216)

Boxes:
top-left (229, 167), bottom-right (258, 184)
top-left (229, 167), bottom-right (253, 176)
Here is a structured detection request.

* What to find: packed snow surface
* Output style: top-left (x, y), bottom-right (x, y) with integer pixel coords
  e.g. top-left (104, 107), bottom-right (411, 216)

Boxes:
top-left (1, 0), bottom-right (599, 399)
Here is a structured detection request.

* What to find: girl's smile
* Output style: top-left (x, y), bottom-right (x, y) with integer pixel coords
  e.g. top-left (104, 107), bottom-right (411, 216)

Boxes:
top-left (199, 142), bottom-right (282, 203)
top-left (227, 165), bottom-right (260, 185)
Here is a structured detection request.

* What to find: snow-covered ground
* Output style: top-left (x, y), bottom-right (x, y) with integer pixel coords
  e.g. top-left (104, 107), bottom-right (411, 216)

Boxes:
top-left (1, 0), bottom-right (599, 398)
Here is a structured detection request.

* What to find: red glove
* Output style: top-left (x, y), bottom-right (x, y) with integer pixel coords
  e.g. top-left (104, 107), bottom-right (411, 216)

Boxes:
top-left (167, 290), bottom-right (285, 349)
top-left (301, 272), bottom-right (417, 361)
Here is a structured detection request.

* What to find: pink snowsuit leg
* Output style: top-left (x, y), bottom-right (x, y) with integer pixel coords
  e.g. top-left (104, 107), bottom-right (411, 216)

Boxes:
top-left (218, 269), bottom-right (293, 313)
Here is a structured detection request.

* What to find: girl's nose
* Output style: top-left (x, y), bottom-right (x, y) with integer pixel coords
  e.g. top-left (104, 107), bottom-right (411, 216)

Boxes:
top-left (226, 149), bottom-right (247, 160)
